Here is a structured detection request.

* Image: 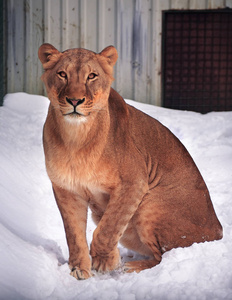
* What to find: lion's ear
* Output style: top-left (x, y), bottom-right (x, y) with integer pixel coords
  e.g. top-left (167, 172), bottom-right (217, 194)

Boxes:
top-left (38, 43), bottom-right (61, 69)
top-left (99, 46), bottom-right (118, 67)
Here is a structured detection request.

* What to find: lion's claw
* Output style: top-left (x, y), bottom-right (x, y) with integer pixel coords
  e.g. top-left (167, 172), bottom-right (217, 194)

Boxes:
top-left (70, 266), bottom-right (93, 280)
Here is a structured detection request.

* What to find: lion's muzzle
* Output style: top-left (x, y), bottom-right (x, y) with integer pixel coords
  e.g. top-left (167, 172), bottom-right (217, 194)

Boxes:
top-left (66, 97), bottom-right (85, 107)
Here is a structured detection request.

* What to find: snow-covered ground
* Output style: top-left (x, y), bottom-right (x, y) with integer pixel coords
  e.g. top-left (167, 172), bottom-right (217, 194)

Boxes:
top-left (0, 92), bottom-right (232, 300)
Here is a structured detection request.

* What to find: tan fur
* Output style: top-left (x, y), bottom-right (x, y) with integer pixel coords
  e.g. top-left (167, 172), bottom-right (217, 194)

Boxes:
top-left (38, 43), bottom-right (223, 280)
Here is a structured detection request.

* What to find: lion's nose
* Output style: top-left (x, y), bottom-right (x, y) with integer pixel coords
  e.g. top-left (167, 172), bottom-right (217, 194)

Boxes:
top-left (66, 97), bottom-right (85, 107)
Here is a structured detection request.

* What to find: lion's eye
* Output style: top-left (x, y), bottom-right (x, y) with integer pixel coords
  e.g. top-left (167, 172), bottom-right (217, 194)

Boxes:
top-left (88, 73), bottom-right (97, 80)
top-left (58, 71), bottom-right (67, 79)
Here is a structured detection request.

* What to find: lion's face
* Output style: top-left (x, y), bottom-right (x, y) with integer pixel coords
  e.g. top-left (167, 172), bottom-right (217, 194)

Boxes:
top-left (38, 44), bottom-right (118, 122)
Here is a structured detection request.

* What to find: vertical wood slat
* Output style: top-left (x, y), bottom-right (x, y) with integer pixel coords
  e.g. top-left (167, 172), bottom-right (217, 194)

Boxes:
top-left (171, 0), bottom-right (189, 9)
top-left (4, 0), bottom-right (232, 106)
top-left (207, 0), bottom-right (226, 9)
top-left (190, 0), bottom-right (207, 9)
top-left (116, 0), bottom-right (134, 100)
top-left (153, 0), bottom-right (170, 106)
top-left (0, 0), bottom-right (5, 105)
top-left (133, 0), bottom-right (152, 103)
top-left (225, 0), bottom-right (232, 7)
top-left (98, 0), bottom-right (116, 51)
top-left (114, 0), bottom-right (123, 94)
top-left (6, 0), bottom-right (25, 93)
top-left (62, 0), bottom-right (80, 51)
top-left (97, 0), bottom-right (118, 91)
top-left (44, 0), bottom-right (62, 50)
top-left (25, 0), bottom-right (44, 95)
top-left (79, 0), bottom-right (87, 48)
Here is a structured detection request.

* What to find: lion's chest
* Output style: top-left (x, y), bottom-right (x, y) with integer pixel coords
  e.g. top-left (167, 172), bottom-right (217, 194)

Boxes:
top-left (45, 144), bottom-right (92, 186)
top-left (45, 142), bottom-right (112, 196)
top-left (46, 146), bottom-right (111, 217)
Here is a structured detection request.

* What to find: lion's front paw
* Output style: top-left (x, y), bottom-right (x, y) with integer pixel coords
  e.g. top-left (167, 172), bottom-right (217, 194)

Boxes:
top-left (70, 266), bottom-right (93, 280)
top-left (91, 248), bottom-right (121, 273)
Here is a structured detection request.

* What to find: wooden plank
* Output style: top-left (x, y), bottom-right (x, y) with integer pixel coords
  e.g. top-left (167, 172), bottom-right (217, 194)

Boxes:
top-left (114, 0), bottom-right (123, 93)
top-left (152, 0), bottom-right (170, 106)
top-left (6, 0), bottom-right (25, 93)
top-left (44, 0), bottom-right (62, 50)
top-left (62, 0), bottom-right (80, 50)
top-left (97, 0), bottom-right (116, 52)
top-left (97, 0), bottom-right (106, 52)
top-left (115, 0), bottom-right (134, 100)
top-left (133, 0), bottom-right (152, 103)
top-left (144, 0), bottom-right (153, 104)
top-left (225, 0), bottom-right (232, 8)
top-left (79, 0), bottom-right (97, 51)
top-left (189, 0), bottom-right (207, 9)
top-left (207, 0), bottom-right (225, 9)
top-left (0, 0), bottom-right (5, 104)
top-left (25, 0), bottom-right (44, 94)
top-left (171, 0), bottom-right (189, 9)
top-left (79, 0), bottom-right (86, 48)
top-left (97, 0), bottom-right (117, 90)
top-left (84, 0), bottom-right (98, 51)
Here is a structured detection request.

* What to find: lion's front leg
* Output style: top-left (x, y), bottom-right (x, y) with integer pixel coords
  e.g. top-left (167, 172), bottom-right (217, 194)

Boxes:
top-left (53, 184), bottom-right (92, 280)
top-left (90, 183), bottom-right (147, 273)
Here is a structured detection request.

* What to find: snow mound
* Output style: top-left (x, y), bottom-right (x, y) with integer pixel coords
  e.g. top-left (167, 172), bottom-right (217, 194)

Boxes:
top-left (1, 93), bottom-right (232, 300)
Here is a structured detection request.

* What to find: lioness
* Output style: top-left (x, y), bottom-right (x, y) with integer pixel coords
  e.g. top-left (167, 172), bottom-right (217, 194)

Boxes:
top-left (38, 43), bottom-right (222, 280)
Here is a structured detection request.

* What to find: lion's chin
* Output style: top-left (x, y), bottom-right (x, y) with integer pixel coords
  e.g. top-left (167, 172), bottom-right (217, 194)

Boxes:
top-left (64, 113), bottom-right (87, 124)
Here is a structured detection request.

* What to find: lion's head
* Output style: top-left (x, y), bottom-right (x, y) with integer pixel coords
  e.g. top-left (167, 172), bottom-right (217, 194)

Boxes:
top-left (38, 44), bottom-right (118, 122)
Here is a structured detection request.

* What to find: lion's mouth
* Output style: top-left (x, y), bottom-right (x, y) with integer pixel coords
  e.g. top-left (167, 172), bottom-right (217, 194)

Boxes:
top-left (64, 111), bottom-right (82, 116)
top-left (62, 103), bottom-right (91, 118)
top-left (63, 110), bottom-right (90, 120)
top-left (63, 106), bottom-right (85, 117)
top-left (63, 111), bottom-right (88, 124)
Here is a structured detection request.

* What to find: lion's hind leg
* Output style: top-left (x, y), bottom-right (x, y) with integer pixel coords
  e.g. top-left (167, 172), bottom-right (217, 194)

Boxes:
top-left (121, 196), bottom-right (164, 273)
top-left (123, 225), bottom-right (163, 273)
top-left (122, 228), bottom-right (162, 273)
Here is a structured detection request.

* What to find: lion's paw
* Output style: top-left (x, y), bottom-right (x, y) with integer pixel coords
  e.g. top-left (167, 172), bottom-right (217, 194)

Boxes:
top-left (92, 248), bottom-right (121, 273)
top-left (70, 266), bottom-right (93, 280)
top-left (124, 259), bottom-right (159, 273)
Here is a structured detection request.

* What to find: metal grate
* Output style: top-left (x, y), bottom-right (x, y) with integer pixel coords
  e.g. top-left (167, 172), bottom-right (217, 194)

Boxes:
top-left (162, 10), bottom-right (232, 113)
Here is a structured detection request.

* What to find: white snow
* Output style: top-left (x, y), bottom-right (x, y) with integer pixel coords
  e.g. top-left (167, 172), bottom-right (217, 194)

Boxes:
top-left (0, 92), bottom-right (232, 300)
